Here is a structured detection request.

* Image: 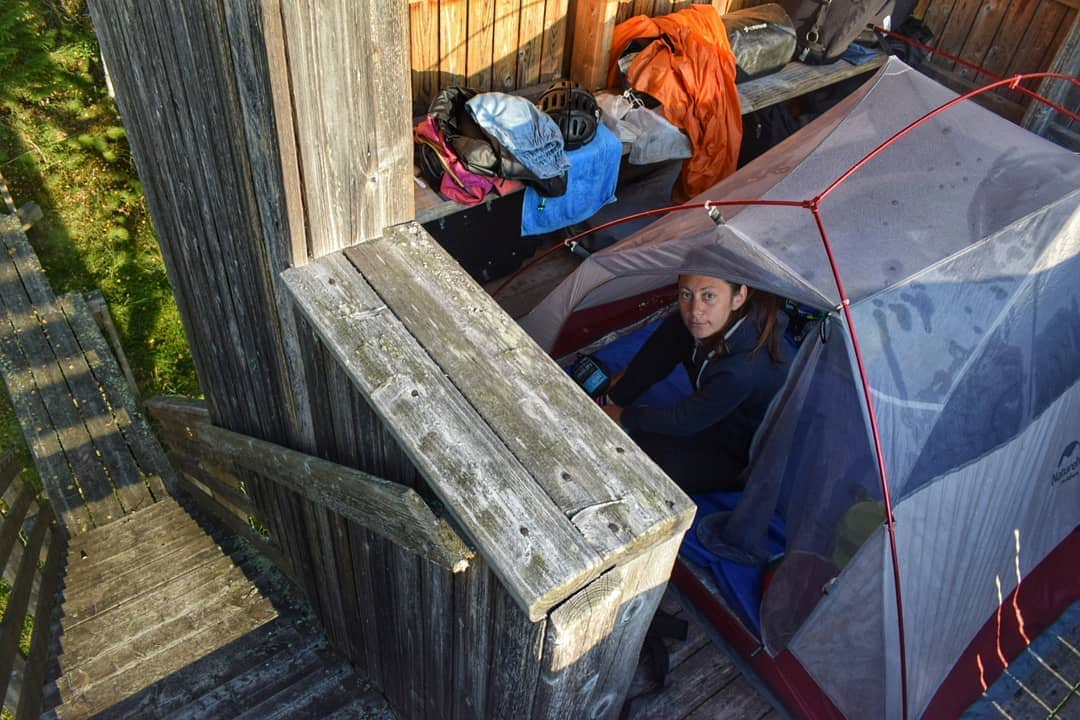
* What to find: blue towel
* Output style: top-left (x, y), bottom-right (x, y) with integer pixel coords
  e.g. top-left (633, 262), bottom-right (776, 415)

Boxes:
top-left (521, 123), bottom-right (621, 236)
top-left (840, 43), bottom-right (880, 65)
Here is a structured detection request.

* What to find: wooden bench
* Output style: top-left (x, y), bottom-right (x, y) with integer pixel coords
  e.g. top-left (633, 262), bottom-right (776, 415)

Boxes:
top-left (0, 214), bottom-right (174, 535)
top-left (413, 52), bottom-right (887, 224)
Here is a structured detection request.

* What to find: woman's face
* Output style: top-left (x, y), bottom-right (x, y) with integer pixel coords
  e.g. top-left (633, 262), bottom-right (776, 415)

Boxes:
top-left (678, 274), bottom-right (747, 340)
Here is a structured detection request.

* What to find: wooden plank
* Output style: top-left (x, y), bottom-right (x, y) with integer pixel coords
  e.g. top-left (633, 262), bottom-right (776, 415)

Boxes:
top-left (0, 511), bottom-right (49, 705)
top-left (55, 573), bottom-right (280, 716)
top-left (493, 0), bottom-right (521, 90)
top-left (570, 0), bottom-right (620, 90)
top-left (88, 0), bottom-right (304, 450)
top-left (167, 451), bottom-right (261, 521)
top-left (65, 497), bottom-right (185, 559)
top-left (452, 558), bottom-right (495, 719)
top-left (518, 0), bottom-right (548, 87)
top-left (0, 220), bottom-right (123, 528)
top-left (283, 252), bottom-right (605, 621)
top-left (468, 0), bottom-right (499, 91)
top-left (938, 0), bottom-right (998, 73)
top-left (16, 523), bottom-right (63, 720)
top-left (229, 660), bottom-right (356, 720)
top-left (57, 551), bottom-right (260, 665)
top-left (633, 0), bottom-right (657, 15)
top-left (953, 0), bottom-right (1010, 83)
top-left (923, 0), bottom-right (962, 68)
top-left (540, 0), bottom-right (570, 83)
top-left (163, 642), bottom-right (339, 720)
top-left (0, 478), bottom-right (35, 577)
top-left (421, 559), bottom-right (455, 720)
top-left (412, 0), bottom-right (442, 115)
top-left (347, 521), bottom-right (386, 695)
top-left (145, 396), bottom-right (473, 572)
top-left (220, 0), bottom-right (319, 450)
top-left (64, 511), bottom-right (211, 593)
top-left (532, 534), bottom-right (683, 719)
top-left (172, 472), bottom-right (294, 582)
top-left (441, 0), bottom-right (469, 91)
top-left (1008, 1), bottom-right (1069, 77)
top-left (44, 294), bottom-right (155, 515)
top-left (654, 0), bottom-right (675, 13)
top-left (485, 582), bottom-right (546, 718)
top-left (87, 616), bottom-right (318, 720)
top-left (281, 0), bottom-right (414, 255)
top-left (1022, 11), bottom-right (1080, 135)
top-left (83, 291), bottom-right (140, 403)
top-left (63, 536), bottom-right (240, 626)
top-left (736, 54), bottom-right (886, 114)
top-left (979, 0), bottom-right (1044, 82)
top-left (386, 541), bottom-right (425, 719)
top-left (346, 227), bottom-right (693, 565)
top-left (683, 675), bottom-right (776, 719)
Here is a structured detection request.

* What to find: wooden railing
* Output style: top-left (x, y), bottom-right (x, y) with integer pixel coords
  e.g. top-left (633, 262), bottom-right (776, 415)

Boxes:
top-left (0, 450), bottom-right (65, 720)
top-left (145, 397), bottom-right (475, 581)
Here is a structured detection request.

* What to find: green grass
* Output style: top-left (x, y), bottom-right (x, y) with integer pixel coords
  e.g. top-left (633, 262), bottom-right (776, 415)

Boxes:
top-left (0, 1), bottom-right (201, 471)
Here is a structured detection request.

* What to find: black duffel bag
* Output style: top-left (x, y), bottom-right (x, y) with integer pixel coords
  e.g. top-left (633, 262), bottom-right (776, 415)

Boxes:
top-left (778, 0), bottom-right (893, 64)
top-left (723, 4), bottom-right (797, 81)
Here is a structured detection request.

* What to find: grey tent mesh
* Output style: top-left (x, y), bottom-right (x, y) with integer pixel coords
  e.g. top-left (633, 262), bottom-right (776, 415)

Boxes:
top-left (519, 57), bottom-right (1080, 716)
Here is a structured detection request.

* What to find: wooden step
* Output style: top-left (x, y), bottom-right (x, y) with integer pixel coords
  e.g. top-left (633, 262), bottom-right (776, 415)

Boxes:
top-left (49, 572), bottom-right (280, 718)
top-left (230, 659), bottom-right (361, 720)
top-left (63, 512), bottom-right (215, 590)
top-left (69, 615), bottom-right (318, 720)
top-left (161, 641), bottom-right (340, 720)
top-left (56, 550), bottom-right (261, 663)
top-left (65, 497), bottom-right (183, 554)
top-left (61, 534), bottom-right (242, 622)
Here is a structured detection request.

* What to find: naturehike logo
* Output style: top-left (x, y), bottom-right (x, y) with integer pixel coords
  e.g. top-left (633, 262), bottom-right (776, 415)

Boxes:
top-left (1053, 441), bottom-right (1080, 486)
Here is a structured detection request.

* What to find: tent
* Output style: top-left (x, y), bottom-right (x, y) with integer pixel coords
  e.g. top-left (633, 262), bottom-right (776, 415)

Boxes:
top-left (519, 57), bottom-right (1080, 718)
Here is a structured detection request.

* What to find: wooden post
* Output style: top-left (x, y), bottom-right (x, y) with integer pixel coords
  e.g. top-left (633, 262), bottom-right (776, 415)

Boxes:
top-left (570, 0), bottom-right (620, 90)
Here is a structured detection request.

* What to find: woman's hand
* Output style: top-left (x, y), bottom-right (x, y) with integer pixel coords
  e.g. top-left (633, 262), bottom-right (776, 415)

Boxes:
top-left (602, 403), bottom-right (623, 425)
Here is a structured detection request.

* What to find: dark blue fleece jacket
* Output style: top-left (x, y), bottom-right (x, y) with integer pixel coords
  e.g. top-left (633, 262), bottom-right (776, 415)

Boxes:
top-left (609, 311), bottom-right (791, 473)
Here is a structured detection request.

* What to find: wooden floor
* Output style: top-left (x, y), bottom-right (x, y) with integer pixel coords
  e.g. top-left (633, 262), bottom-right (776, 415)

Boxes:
top-left (43, 494), bottom-right (396, 719)
top-left (962, 601), bottom-right (1080, 720)
top-left (625, 590), bottom-right (780, 720)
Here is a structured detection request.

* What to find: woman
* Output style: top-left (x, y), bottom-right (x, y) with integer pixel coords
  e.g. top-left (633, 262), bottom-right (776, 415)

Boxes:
top-left (603, 273), bottom-right (791, 494)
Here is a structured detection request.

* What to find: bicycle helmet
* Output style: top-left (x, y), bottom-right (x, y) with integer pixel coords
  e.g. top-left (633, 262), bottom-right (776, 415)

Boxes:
top-left (536, 80), bottom-right (601, 151)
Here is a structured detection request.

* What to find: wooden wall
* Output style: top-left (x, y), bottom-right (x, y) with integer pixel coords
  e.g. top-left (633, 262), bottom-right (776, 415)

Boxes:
top-left (409, 0), bottom-right (725, 113)
top-left (921, 0), bottom-right (1079, 126)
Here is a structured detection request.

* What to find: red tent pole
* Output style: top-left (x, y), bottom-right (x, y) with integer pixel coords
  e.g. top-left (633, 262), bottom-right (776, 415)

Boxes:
top-left (808, 204), bottom-right (910, 719)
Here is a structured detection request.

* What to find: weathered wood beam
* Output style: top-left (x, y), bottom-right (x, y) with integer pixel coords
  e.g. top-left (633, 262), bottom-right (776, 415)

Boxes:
top-left (145, 396), bottom-right (474, 573)
top-left (277, 0), bottom-right (414, 256)
top-left (283, 253), bottom-right (611, 621)
top-left (346, 223), bottom-right (695, 569)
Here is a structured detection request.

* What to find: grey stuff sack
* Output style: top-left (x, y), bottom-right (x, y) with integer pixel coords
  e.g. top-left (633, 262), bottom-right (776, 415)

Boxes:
top-left (723, 4), bottom-right (797, 80)
top-left (779, 0), bottom-right (893, 64)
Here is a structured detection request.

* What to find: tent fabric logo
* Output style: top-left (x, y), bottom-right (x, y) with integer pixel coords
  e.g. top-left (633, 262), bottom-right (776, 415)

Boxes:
top-left (1053, 441), bottom-right (1080, 486)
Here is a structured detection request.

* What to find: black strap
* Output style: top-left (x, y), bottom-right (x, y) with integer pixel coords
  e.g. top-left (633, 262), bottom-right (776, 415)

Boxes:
top-left (618, 609), bottom-right (690, 719)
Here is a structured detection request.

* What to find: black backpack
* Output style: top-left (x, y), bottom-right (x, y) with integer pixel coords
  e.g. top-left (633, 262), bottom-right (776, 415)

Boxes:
top-left (779, 0), bottom-right (894, 64)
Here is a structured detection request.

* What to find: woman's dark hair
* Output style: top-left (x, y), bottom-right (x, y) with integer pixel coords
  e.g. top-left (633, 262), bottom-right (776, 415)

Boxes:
top-left (708, 281), bottom-right (784, 363)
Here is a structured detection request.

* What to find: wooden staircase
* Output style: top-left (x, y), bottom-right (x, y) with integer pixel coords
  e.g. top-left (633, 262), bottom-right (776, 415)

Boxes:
top-left (0, 213), bottom-right (396, 718)
top-left (41, 495), bottom-right (393, 719)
